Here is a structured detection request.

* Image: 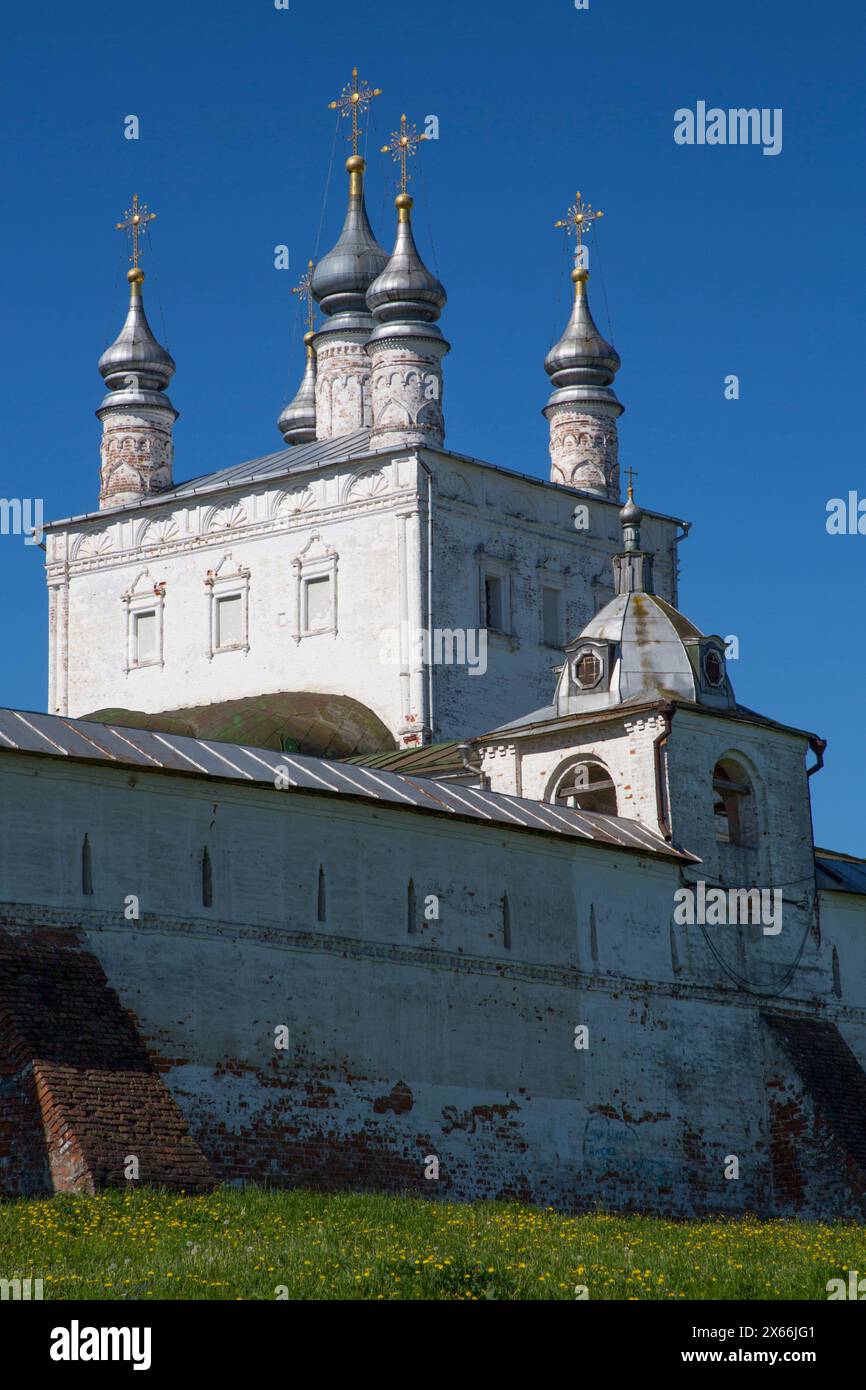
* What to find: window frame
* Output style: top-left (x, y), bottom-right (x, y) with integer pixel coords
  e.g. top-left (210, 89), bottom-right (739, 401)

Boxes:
top-left (204, 554), bottom-right (251, 659)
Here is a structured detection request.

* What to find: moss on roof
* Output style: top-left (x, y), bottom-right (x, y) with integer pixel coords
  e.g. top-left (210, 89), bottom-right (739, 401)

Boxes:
top-left (83, 692), bottom-right (396, 760)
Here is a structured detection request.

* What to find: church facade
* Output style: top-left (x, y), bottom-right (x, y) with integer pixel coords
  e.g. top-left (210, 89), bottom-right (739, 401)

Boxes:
top-left (2, 77), bottom-right (866, 1217)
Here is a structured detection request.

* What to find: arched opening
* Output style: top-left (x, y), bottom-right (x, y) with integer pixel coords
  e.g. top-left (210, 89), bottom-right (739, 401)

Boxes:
top-left (712, 759), bottom-right (757, 847)
top-left (550, 758), bottom-right (617, 815)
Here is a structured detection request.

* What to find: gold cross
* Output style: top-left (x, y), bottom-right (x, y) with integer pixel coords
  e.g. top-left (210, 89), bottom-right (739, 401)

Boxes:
top-left (328, 66), bottom-right (382, 156)
top-left (625, 465), bottom-right (639, 496)
top-left (115, 193), bottom-right (157, 269)
top-left (554, 190), bottom-right (604, 257)
top-left (292, 259), bottom-right (316, 333)
top-left (381, 114), bottom-right (427, 195)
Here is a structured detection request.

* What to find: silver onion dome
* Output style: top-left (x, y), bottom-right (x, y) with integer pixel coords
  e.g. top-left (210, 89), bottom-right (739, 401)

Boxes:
top-left (366, 194), bottom-right (446, 326)
top-left (311, 157), bottom-right (389, 327)
top-left (98, 268), bottom-right (175, 392)
top-left (278, 332), bottom-right (318, 445)
top-left (544, 268), bottom-right (620, 391)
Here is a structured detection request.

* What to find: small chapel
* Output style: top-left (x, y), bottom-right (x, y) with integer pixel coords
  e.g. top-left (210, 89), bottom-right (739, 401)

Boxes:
top-left (2, 70), bottom-right (866, 1216)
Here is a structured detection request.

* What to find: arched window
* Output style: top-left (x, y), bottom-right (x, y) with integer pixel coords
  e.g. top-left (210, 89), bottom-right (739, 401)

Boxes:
top-left (712, 759), bottom-right (757, 846)
top-left (550, 758), bottom-right (617, 815)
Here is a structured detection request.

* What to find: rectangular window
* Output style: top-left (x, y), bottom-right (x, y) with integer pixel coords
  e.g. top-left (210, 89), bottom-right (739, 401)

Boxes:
top-left (134, 610), bottom-right (157, 664)
top-left (484, 574), bottom-right (504, 632)
top-left (542, 586), bottom-right (562, 646)
top-left (216, 593), bottom-right (243, 648)
top-left (304, 576), bottom-right (331, 631)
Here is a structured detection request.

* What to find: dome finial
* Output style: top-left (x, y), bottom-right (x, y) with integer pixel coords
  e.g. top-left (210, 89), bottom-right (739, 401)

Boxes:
top-left (381, 112), bottom-right (428, 198)
top-left (327, 65), bottom-right (383, 157)
top-left (116, 193), bottom-right (157, 274)
top-left (554, 189), bottom-right (604, 269)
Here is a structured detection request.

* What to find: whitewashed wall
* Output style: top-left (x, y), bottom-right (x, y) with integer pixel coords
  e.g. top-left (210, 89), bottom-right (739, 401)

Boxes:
top-left (45, 448), bottom-right (682, 745)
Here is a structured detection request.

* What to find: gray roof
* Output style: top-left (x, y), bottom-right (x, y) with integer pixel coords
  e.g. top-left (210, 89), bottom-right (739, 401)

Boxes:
top-left (159, 429), bottom-right (374, 500)
top-left (44, 438), bottom-right (688, 532)
top-left (0, 707), bottom-right (693, 863)
top-left (816, 852), bottom-right (866, 896)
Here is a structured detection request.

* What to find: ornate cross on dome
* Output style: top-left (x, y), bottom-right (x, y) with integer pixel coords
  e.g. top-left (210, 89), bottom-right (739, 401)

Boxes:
top-left (292, 259), bottom-right (316, 332)
top-left (625, 465), bottom-right (639, 496)
top-left (554, 190), bottom-right (604, 259)
top-left (381, 114), bottom-right (427, 194)
top-left (115, 194), bottom-right (157, 269)
top-left (328, 66), bottom-right (382, 156)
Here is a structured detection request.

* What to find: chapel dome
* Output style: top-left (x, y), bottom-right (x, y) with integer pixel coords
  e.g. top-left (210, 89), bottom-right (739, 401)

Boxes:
top-left (98, 269), bottom-right (175, 392)
top-left (311, 157), bottom-right (389, 320)
top-left (557, 589), bottom-right (735, 714)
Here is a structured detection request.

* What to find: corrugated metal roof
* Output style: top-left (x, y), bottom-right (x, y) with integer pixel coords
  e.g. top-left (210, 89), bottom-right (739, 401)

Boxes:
top-left (347, 741), bottom-right (465, 776)
top-left (158, 430), bottom-right (375, 500)
top-left (816, 852), bottom-right (866, 897)
top-left (0, 707), bottom-right (693, 862)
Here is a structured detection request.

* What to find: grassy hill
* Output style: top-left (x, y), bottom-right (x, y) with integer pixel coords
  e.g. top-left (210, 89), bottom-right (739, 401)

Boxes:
top-left (1, 1187), bottom-right (863, 1300)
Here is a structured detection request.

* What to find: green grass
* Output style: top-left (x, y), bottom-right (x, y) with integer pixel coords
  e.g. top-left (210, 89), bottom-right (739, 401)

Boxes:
top-left (1, 1187), bottom-right (864, 1300)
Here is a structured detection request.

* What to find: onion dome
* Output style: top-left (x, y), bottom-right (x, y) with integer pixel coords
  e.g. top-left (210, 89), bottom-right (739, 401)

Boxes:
top-left (366, 193), bottom-right (447, 330)
top-left (277, 332), bottom-right (317, 445)
top-left (544, 268), bottom-right (620, 399)
top-left (98, 268), bottom-right (175, 393)
top-left (619, 481), bottom-right (643, 551)
top-left (311, 157), bottom-right (388, 329)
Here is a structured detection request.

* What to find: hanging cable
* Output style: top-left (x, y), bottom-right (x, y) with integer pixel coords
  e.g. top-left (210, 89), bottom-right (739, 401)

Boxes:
top-left (313, 110), bottom-right (340, 262)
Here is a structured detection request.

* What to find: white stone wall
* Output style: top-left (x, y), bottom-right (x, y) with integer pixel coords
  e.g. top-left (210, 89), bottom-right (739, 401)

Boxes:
top-left (480, 710), bottom-right (664, 823)
top-left (46, 447), bottom-right (683, 744)
top-left (424, 452), bottom-right (680, 739)
top-left (1, 746), bottom-right (864, 1215)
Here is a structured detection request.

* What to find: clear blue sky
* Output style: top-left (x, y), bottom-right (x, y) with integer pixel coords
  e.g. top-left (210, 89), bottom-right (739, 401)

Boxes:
top-left (2, 0), bottom-right (864, 851)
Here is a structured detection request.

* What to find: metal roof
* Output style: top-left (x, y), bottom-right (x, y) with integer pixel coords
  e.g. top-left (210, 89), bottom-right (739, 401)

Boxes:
top-left (0, 707), bottom-right (692, 862)
top-left (815, 852), bottom-right (866, 897)
top-left (44, 439), bottom-right (688, 532)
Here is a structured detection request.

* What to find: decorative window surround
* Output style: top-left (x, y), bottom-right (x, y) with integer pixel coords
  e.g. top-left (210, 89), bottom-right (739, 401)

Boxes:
top-left (204, 553), bottom-right (251, 659)
top-left (122, 569), bottom-right (166, 673)
top-left (292, 533), bottom-right (338, 643)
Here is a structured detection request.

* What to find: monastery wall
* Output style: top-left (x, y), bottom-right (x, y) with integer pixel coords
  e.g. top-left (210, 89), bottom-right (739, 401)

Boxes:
top-left (2, 747), bottom-right (865, 1215)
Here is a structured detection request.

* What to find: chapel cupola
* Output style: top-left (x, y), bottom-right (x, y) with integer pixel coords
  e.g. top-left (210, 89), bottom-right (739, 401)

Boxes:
top-left (544, 192), bottom-right (623, 499)
top-left (96, 195), bottom-right (177, 511)
top-left (366, 114), bottom-right (449, 450)
top-left (278, 261), bottom-right (318, 445)
top-left (554, 483), bottom-right (736, 715)
top-left (311, 69), bottom-right (389, 440)
top-left (278, 332), bottom-right (318, 445)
